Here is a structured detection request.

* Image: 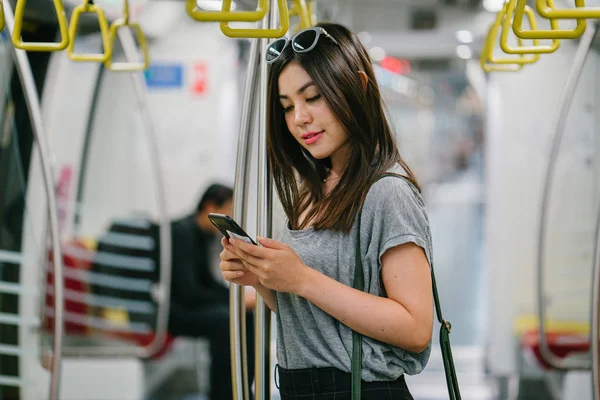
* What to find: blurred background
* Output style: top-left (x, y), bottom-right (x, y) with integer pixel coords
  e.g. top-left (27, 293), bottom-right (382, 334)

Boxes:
top-left (0, 0), bottom-right (598, 399)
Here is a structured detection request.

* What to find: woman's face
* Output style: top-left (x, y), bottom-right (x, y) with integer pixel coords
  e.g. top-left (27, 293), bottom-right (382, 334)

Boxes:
top-left (278, 61), bottom-right (350, 163)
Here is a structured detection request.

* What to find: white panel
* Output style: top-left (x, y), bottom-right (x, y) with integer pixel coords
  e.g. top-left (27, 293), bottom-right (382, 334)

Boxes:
top-left (59, 358), bottom-right (144, 400)
top-left (485, 38), bottom-right (600, 375)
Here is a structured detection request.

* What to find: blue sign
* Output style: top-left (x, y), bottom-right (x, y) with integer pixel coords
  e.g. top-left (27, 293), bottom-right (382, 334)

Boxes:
top-left (144, 64), bottom-right (183, 88)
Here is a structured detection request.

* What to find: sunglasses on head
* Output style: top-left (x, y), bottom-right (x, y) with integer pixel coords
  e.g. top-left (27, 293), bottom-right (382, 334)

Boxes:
top-left (265, 27), bottom-right (340, 64)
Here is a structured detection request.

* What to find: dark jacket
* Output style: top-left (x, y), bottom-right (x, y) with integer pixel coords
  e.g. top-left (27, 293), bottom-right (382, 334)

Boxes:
top-left (169, 215), bottom-right (229, 310)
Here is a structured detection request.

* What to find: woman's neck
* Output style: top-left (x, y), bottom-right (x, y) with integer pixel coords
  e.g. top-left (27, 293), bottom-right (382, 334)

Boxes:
top-left (328, 143), bottom-right (351, 180)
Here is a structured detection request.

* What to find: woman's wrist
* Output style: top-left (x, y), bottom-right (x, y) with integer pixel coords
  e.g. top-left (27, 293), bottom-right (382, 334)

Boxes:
top-left (294, 264), bottom-right (317, 298)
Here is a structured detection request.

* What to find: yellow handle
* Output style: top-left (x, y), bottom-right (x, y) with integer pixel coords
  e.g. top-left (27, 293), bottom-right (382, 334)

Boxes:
top-left (290, 0), bottom-right (312, 33)
top-left (487, 3), bottom-right (540, 65)
top-left (0, 2), bottom-right (5, 33)
top-left (105, 20), bottom-right (150, 72)
top-left (480, 30), bottom-right (524, 72)
top-left (68, 0), bottom-right (111, 62)
top-left (501, 0), bottom-right (560, 54)
top-left (306, 0), bottom-right (317, 27)
top-left (514, 0), bottom-right (586, 39)
top-left (187, 0), bottom-right (268, 22)
top-left (537, 0), bottom-right (600, 18)
top-left (12, 0), bottom-right (69, 51)
top-left (480, 9), bottom-right (527, 72)
top-left (220, 0), bottom-right (289, 38)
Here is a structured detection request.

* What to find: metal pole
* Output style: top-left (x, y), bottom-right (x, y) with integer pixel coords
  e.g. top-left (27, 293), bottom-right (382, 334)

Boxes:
top-left (255, 3), bottom-right (277, 399)
top-left (118, 28), bottom-right (172, 359)
top-left (591, 205), bottom-right (600, 400)
top-left (231, 37), bottom-right (261, 400)
top-left (4, 3), bottom-right (64, 399)
top-left (58, 29), bottom-right (172, 358)
top-left (535, 23), bottom-right (597, 370)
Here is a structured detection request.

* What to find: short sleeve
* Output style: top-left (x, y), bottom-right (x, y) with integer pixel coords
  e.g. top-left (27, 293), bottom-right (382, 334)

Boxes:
top-left (359, 175), bottom-right (433, 296)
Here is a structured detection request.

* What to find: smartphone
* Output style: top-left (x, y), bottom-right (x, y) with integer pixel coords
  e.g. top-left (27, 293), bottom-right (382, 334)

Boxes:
top-left (207, 213), bottom-right (257, 245)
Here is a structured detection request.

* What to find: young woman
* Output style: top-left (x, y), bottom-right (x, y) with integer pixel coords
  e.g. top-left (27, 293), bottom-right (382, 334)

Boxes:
top-left (220, 22), bottom-right (434, 400)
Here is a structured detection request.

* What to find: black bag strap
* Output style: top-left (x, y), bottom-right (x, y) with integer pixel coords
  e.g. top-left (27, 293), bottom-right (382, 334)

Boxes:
top-left (351, 173), bottom-right (461, 400)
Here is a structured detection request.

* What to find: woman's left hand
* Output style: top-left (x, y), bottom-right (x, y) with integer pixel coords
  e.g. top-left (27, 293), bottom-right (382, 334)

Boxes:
top-left (226, 236), bottom-right (311, 294)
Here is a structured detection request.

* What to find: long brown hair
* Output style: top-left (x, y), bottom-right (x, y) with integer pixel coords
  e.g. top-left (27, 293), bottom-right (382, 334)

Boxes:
top-left (267, 22), bottom-right (419, 232)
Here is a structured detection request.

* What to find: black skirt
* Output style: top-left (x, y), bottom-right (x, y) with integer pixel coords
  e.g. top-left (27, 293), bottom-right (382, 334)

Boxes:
top-left (275, 365), bottom-right (414, 400)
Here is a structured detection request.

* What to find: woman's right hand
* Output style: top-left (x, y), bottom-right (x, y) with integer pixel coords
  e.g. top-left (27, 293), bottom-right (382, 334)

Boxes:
top-left (220, 237), bottom-right (260, 287)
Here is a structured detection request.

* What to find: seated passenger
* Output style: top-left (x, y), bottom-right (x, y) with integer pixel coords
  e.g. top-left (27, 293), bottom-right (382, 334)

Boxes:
top-left (168, 183), bottom-right (256, 400)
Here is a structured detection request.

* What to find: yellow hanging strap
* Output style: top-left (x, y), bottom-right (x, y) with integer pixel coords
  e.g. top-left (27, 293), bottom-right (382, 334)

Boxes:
top-left (481, 25), bottom-right (524, 72)
top-left (501, 0), bottom-right (560, 55)
top-left (187, 0), bottom-right (268, 22)
top-left (481, 3), bottom-right (529, 72)
top-left (513, 0), bottom-right (586, 40)
top-left (68, 0), bottom-right (111, 62)
top-left (537, 0), bottom-right (600, 19)
top-left (0, 2), bottom-right (5, 33)
top-left (220, 0), bottom-right (289, 38)
top-left (290, 0), bottom-right (312, 33)
top-left (105, 0), bottom-right (150, 72)
top-left (12, 0), bottom-right (69, 51)
top-left (306, 0), bottom-right (317, 27)
top-left (487, 2), bottom-right (540, 65)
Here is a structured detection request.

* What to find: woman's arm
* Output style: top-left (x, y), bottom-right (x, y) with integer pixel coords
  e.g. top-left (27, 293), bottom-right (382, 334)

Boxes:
top-left (253, 283), bottom-right (278, 312)
top-left (229, 236), bottom-right (433, 352)
top-left (299, 242), bottom-right (433, 352)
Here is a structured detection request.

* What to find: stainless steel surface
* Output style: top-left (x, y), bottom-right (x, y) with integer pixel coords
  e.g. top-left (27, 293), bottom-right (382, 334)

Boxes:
top-left (535, 22), bottom-right (597, 371)
top-left (231, 34), bottom-right (261, 400)
top-left (60, 28), bottom-right (173, 358)
top-left (592, 204), bottom-right (600, 399)
top-left (4, 2), bottom-right (64, 398)
top-left (255, 2), bottom-right (276, 399)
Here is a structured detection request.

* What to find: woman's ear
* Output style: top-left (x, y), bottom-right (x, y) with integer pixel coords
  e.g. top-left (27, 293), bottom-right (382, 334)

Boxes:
top-left (358, 70), bottom-right (369, 91)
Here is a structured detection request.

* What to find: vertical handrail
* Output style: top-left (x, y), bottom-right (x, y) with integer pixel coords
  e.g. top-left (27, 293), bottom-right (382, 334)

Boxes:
top-left (59, 29), bottom-right (172, 358)
top-left (117, 28), bottom-right (171, 358)
top-left (231, 37), bottom-right (261, 400)
top-left (591, 203), bottom-right (600, 400)
top-left (255, 3), bottom-right (276, 400)
top-left (3, 2), bottom-right (64, 399)
top-left (535, 22), bottom-right (597, 370)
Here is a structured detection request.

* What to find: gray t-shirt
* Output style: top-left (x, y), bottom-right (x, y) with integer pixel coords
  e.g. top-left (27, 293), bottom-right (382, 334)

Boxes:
top-left (274, 166), bottom-right (433, 381)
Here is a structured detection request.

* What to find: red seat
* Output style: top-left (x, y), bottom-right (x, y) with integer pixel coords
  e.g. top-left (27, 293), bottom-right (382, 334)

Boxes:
top-left (520, 329), bottom-right (590, 370)
top-left (45, 240), bottom-right (93, 336)
top-left (44, 239), bottom-right (175, 360)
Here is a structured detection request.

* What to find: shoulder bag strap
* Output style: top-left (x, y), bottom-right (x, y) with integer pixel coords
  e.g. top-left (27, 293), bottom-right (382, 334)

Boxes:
top-left (351, 173), bottom-right (461, 400)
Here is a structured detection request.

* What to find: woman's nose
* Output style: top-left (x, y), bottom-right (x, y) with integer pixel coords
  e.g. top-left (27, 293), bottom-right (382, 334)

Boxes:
top-left (294, 104), bottom-right (311, 126)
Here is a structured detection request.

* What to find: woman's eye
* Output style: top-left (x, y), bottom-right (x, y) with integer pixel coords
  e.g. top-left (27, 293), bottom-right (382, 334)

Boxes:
top-left (282, 105), bottom-right (293, 113)
top-left (306, 94), bottom-right (321, 103)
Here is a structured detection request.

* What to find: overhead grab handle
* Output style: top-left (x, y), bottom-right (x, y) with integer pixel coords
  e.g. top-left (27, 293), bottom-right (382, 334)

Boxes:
top-left (480, 23), bottom-right (525, 72)
top-left (514, 0), bottom-right (586, 40)
top-left (105, 0), bottom-right (150, 72)
top-left (187, 0), bottom-right (268, 22)
top-left (12, 0), bottom-right (69, 51)
top-left (485, 3), bottom-right (540, 66)
top-left (289, 0), bottom-right (312, 33)
top-left (220, 0), bottom-right (289, 38)
top-left (68, 0), bottom-right (111, 63)
top-left (537, 0), bottom-right (600, 19)
top-left (0, 2), bottom-right (4, 33)
top-left (501, 0), bottom-right (560, 54)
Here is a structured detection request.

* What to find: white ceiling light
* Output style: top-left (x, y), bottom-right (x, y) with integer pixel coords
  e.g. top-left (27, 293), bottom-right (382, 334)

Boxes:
top-left (196, 0), bottom-right (237, 11)
top-left (456, 45), bottom-right (472, 59)
top-left (456, 30), bottom-right (473, 44)
top-left (483, 0), bottom-right (504, 12)
top-left (369, 47), bottom-right (386, 62)
top-left (358, 32), bottom-right (372, 45)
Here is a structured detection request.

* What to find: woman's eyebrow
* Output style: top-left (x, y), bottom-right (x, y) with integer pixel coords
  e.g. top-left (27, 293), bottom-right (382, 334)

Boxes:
top-left (279, 81), bottom-right (316, 99)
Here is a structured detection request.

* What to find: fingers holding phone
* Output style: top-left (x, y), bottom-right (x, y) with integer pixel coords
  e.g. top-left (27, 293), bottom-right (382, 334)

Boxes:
top-left (220, 237), bottom-right (259, 287)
